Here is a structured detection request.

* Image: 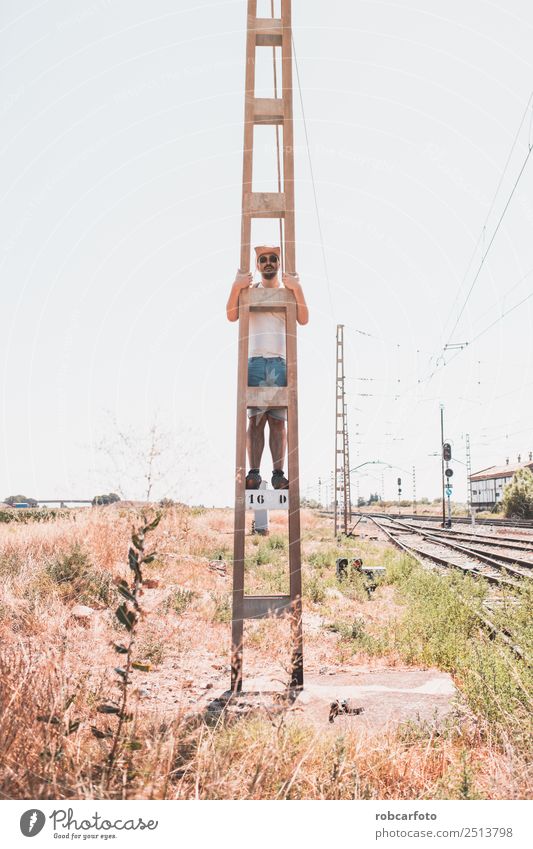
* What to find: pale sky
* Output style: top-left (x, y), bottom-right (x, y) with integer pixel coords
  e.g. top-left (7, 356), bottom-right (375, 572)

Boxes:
top-left (1, 0), bottom-right (532, 506)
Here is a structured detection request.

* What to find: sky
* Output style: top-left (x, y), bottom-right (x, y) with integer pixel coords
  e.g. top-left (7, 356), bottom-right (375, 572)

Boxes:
top-left (1, 0), bottom-right (533, 506)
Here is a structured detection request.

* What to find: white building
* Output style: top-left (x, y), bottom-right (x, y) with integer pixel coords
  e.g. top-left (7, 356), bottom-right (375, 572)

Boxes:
top-left (469, 456), bottom-right (533, 510)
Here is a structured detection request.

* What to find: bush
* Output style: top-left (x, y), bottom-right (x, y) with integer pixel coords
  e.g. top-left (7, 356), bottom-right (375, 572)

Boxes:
top-left (46, 544), bottom-right (114, 605)
top-left (4, 494), bottom-right (38, 507)
top-left (304, 574), bottom-right (326, 603)
top-left (502, 468), bottom-right (533, 519)
top-left (165, 587), bottom-right (197, 615)
top-left (92, 493), bottom-right (121, 507)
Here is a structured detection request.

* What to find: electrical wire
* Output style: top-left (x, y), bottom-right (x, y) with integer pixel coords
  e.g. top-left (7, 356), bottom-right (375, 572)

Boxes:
top-left (439, 90), bottom-right (533, 343)
top-left (444, 140), bottom-right (533, 347)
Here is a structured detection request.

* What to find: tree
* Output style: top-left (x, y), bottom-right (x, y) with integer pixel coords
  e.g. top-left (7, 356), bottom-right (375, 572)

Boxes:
top-left (4, 494), bottom-right (38, 507)
top-left (502, 468), bottom-right (533, 520)
top-left (92, 493), bottom-right (121, 507)
top-left (96, 415), bottom-right (195, 503)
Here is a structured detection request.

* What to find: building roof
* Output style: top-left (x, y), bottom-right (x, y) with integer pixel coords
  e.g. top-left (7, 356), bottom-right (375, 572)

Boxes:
top-left (470, 461), bottom-right (533, 482)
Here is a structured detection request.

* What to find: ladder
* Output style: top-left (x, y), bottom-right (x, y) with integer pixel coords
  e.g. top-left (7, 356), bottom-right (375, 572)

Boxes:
top-left (231, 0), bottom-right (303, 692)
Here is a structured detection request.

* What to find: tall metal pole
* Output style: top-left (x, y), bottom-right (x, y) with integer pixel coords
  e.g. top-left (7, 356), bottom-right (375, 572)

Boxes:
top-left (440, 404), bottom-right (446, 528)
top-left (343, 400), bottom-right (352, 527)
top-left (334, 325), bottom-right (346, 535)
top-left (466, 432), bottom-right (474, 525)
top-left (412, 465), bottom-right (417, 514)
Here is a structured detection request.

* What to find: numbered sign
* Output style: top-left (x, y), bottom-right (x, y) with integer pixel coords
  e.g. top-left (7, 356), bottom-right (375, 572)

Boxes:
top-left (245, 490), bottom-right (289, 511)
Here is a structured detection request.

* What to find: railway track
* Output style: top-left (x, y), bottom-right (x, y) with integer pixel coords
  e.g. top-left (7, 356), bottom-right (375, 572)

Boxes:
top-left (375, 517), bottom-right (533, 582)
top-left (321, 510), bottom-right (533, 529)
top-left (368, 515), bottom-right (528, 661)
top-left (365, 511), bottom-right (533, 529)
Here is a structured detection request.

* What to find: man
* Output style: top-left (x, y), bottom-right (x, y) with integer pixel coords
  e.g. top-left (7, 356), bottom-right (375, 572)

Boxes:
top-left (226, 246), bottom-right (309, 490)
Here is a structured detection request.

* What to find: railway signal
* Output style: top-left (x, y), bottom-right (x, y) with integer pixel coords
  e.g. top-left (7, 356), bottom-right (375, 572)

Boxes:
top-left (443, 443), bottom-right (452, 461)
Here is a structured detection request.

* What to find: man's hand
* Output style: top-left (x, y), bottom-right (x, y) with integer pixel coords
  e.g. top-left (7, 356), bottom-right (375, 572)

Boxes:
top-left (282, 271), bottom-right (308, 325)
top-left (227, 269), bottom-right (253, 321)
top-left (234, 269), bottom-right (253, 290)
top-left (282, 271), bottom-right (300, 291)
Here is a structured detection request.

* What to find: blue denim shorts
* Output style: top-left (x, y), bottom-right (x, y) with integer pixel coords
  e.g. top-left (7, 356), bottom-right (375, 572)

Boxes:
top-left (247, 356), bottom-right (287, 421)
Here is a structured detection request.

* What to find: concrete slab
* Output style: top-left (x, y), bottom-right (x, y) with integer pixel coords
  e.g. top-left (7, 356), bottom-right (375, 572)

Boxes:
top-left (227, 668), bottom-right (457, 732)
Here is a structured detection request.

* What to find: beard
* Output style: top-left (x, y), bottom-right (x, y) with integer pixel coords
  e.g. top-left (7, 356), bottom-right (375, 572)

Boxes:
top-left (262, 269), bottom-right (276, 280)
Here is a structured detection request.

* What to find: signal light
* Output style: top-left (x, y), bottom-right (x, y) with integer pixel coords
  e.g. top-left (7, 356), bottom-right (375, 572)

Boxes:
top-left (443, 443), bottom-right (452, 461)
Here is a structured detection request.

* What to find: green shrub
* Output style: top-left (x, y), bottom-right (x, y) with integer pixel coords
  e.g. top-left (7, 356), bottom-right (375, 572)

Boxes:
top-left (304, 574), bottom-right (326, 604)
top-left (165, 587), bottom-right (197, 615)
top-left (267, 534), bottom-right (286, 551)
top-left (46, 544), bottom-right (114, 605)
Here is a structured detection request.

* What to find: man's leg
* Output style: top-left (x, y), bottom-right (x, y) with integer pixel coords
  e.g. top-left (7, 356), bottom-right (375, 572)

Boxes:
top-left (247, 413), bottom-right (267, 470)
top-left (268, 413), bottom-right (287, 472)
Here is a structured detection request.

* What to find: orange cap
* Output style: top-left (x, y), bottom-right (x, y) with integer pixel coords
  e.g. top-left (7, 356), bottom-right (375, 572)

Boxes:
top-left (254, 246), bottom-right (281, 260)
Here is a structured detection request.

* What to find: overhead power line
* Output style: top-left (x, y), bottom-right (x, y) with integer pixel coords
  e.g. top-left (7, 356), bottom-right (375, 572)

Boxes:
top-left (440, 90), bottom-right (533, 342)
top-left (444, 140), bottom-right (533, 347)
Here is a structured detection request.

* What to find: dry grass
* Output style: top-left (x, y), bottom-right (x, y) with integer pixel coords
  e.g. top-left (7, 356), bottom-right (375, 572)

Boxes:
top-left (0, 506), bottom-right (531, 800)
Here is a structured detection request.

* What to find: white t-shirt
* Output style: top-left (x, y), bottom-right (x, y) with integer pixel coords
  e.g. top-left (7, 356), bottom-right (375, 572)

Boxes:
top-left (249, 284), bottom-right (286, 358)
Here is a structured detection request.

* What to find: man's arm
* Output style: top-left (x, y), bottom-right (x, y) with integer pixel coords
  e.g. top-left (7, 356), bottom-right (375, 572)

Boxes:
top-left (282, 272), bottom-right (309, 325)
top-left (226, 270), bottom-right (253, 321)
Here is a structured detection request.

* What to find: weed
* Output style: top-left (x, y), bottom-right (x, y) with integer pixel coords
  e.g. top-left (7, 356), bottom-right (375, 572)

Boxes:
top-left (136, 629), bottom-right (167, 666)
top-left (45, 544), bottom-right (114, 605)
top-left (336, 569), bottom-right (371, 603)
top-left (267, 534), bottom-right (286, 551)
top-left (94, 512), bottom-right (162, 786)
top-left (165, 587), bottom-right (197, 615)
top-left (210, 546), bottom-right (230, 561)
top-left (211, 592), bottom-right (232, 623)
top-left (304, 574), bottom-right (326, 604)
top-left (254, 564), bottom-right (288, 594)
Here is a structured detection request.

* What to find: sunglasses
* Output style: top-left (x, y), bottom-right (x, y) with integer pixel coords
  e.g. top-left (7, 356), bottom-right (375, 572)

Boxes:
top-left (258, 254), bottom-right (279, 264)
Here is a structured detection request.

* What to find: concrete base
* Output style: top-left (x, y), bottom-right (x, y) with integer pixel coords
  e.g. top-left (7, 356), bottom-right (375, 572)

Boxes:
top-left (221, 668), bottom-right (456, 732)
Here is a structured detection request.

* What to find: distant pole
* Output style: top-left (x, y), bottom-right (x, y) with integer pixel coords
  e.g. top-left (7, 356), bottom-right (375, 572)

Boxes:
top-left (440, 404), bottom-right (446, 528)
top-left (334, 325), bottom-right (351, 535)
top-left (343, 401), bottom-right (352, 526)
top-left (318, 477), bottom-right (322, 507)
top-left (412, 466), bottom-right (417, 514)
top-left (466, 433), bottom-right (474, 526)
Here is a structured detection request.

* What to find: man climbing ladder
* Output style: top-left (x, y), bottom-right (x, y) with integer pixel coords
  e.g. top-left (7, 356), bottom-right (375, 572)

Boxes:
top-left (229, 0), bottom-right (307, 693)
top-left (226, 245), bottom-right (308, 490)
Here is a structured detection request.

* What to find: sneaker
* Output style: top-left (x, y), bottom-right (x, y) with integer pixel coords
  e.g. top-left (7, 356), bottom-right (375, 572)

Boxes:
top-left (245, 469), bottom-right (262, 490)
top-left (271, 469), bottom-right (289, 490)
